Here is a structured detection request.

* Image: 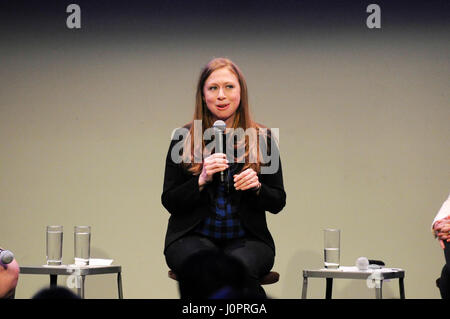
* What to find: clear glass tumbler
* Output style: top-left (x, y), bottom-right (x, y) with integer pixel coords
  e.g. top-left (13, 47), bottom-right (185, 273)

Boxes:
top-left (46, 225), bottom-right (63, 265)
top-left (324, 228), bottom-right (340, 269)
top-left (74, 226), bottom-right (91, 266)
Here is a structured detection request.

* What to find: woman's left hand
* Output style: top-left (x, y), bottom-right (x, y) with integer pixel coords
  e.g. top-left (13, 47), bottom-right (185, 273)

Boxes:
top-left (434, 216), bottom-right (450, 248)
top-left (233, 168), bottom-right (261, 191)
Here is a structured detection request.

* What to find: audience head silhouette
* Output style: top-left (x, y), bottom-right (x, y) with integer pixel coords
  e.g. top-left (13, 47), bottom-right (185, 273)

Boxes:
top-left (32, 286), bottom-right (80, 299)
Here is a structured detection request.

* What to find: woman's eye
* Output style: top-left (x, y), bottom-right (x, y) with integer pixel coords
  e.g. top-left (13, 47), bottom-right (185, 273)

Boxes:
top-left (209, 86), bottom-right (217, 91)
top-left (226, 85), bottom-right (234, 89)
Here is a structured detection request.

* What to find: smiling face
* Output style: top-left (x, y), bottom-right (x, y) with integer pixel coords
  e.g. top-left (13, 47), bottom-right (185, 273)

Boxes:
top-left (203, 67), bottom-right (241, 127)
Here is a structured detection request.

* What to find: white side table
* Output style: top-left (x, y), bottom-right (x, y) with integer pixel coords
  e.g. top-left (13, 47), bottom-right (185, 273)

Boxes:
top-left (302, 266), bottom-right (405, 299)
top-left (20, 265), bottom-right (123, 299)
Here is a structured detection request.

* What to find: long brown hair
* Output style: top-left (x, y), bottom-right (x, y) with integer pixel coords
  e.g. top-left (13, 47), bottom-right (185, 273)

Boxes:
top-left (182, 58), bottom-right (264, 175)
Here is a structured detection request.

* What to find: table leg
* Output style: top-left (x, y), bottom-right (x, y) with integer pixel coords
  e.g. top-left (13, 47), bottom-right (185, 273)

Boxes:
top-left (375, 280), bottom-right (383, 299)
top-left (301, 276), bottom-right (308, 299)
top-left (50, 274), bottom-right (57, 288)
top-left (325, 278), bottom-right (333, 299)
top-left (117, 272), bottom-right (123, 299)
top-left (399, 277), bottom-right (405, 299)
top-left (77, 275), bottom-right (86, 299)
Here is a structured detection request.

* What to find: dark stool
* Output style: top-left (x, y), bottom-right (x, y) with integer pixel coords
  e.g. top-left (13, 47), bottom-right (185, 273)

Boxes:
top-left (168, 270), bottom-right (280, 285)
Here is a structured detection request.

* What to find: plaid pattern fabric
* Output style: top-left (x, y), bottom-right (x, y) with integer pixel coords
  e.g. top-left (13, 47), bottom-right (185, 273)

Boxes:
top-left (196, 165), bottom-right (246, 239)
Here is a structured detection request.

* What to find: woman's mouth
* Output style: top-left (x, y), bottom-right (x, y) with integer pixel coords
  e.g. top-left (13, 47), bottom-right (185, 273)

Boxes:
top-left (216, 103), bottom-right (230, 110)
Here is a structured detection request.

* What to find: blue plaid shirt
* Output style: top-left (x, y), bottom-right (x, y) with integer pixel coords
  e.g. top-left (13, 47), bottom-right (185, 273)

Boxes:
top-left (196, 164), bottom-right (246, 239)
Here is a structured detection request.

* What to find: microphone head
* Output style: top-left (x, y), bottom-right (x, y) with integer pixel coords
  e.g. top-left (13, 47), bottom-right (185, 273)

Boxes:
top-left (355, 256), bottom-right (369, 270)
top-left (0, 250), bottom-right (14, 265)
top-left (213, 120), bottom-right (226, 132)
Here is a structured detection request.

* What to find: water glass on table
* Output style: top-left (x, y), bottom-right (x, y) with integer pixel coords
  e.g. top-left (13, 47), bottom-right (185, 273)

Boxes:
top-left (74, 226), bottom-right (91, 266)
top-left (324, 228), bottom-right (340, 269)
top-left (46, 225), bottom-right (63, 265)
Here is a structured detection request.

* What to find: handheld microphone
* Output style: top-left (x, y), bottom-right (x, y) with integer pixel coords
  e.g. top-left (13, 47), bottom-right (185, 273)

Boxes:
top-left (355, 257), bottom-right (369, 270)
top-left (0, 249), bottom-right (14, 267)
top-left (355, 257), bottom-right (385, 270)
top-left (213, 120), bottom-right (227, 183)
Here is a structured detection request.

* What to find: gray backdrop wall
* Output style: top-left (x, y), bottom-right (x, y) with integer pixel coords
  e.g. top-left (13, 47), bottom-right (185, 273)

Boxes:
top-left (1, 1), bottom-right (449, 298)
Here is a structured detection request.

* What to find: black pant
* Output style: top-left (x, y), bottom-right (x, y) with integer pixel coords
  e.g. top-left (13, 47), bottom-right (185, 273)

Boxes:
top-left (165, 233), bottom-right (275, 297)
top-left (438, 241), bottom-right (450, 299)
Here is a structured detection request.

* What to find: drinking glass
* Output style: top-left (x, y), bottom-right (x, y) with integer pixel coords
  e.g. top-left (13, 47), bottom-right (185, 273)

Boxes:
top-left (46, 225), bottom-right (63, 265)
top-left (74, 226), bottom-right (91, 266)
top-left (324, 228), bottom-right (340, 269)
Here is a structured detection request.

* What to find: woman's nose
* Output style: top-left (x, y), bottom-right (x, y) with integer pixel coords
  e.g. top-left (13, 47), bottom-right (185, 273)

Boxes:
top-left (217, 87), bottom-right (226, 99)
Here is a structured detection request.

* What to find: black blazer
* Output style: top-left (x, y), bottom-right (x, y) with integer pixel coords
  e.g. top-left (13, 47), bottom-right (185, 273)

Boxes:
top-left (161, 126), bottom-right (286, 253)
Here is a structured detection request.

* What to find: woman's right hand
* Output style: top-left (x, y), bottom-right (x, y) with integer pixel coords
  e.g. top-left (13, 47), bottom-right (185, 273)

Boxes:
top-left (198, 153), bottom-right (229, 189)
top-left (434, 216), bottom-right (450, 249)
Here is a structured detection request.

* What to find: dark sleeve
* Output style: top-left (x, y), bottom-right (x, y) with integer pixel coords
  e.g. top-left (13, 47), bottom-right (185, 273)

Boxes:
top-left (445, 241), bottom-right (450, 266)
top-left (255, 160), bottom-right (286, 214)
top-left (161, 137), bottom-right (202, 216)
top-left (250, 130), bottom-right (286, 214)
